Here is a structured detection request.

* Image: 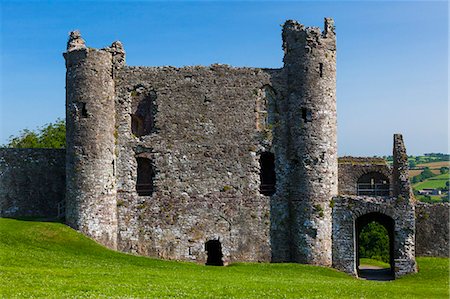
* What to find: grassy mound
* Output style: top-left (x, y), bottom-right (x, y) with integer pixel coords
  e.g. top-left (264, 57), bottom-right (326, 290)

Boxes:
top-left (0, 218), bottom-right (448, 298)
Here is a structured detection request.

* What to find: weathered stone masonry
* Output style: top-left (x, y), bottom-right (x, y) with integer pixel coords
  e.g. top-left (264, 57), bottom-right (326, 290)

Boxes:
top-left (60, 18), bottom-right (342, 265)
top-left (0, 18), bottom-right (448, 277)
top-left (333, 135), bottom-right (417, 278)
top-left (0, 149), bottom-right (65, 218)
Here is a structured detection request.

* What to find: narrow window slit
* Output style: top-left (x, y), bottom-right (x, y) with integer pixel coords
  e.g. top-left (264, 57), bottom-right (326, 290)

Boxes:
top-left (319, 63), bottom-right (323, 77)
top-left (301, 108), bottom-right (312, 123)
top-left (260, 152), bottom-right (276, 196)
top-left (81, 102), bottom-right (88, 118)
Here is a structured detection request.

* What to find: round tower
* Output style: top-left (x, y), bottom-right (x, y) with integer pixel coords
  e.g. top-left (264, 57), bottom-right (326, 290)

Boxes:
top-left (64, 31), bottom-right (118, 249)
top-left (282, 18), bottom-right (337, 265)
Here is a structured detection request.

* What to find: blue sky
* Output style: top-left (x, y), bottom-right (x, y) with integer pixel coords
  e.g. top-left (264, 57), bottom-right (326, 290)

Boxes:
top-left (0, 1), bottom-right (448, 156)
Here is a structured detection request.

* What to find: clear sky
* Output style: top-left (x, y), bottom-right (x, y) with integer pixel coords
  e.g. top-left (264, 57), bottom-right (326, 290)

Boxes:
top-left (0, 1), bottom-right (448, 156)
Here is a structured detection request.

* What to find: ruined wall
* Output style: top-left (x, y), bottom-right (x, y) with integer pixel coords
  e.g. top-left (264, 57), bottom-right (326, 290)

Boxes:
top-left (338, 157), bottom-right (391, 195)
top-left (332, 134), bottom-right (417, 278)
top-left (113, 65), bottom-right (284, 263)
top-left (415, 202), bottom-right (450, 257)
top-left (0, 148), bottom-right (65, 218)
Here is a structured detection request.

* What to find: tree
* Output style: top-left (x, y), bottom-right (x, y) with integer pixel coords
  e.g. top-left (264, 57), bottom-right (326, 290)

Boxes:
top-left (359, 221), bottom-right (390, 263)
top-left (420, 167), bottom-right (435, 180)
top-left (3, 119), bottom-right (65, 149)
top-left (409, 160), bottom-right (417, 169)
top-left (440, 167), bottom-right (449, 174)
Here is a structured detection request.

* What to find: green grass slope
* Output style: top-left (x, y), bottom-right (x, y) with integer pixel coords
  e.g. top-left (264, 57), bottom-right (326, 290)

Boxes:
top-left (0, 218), bottom-right (449, 298)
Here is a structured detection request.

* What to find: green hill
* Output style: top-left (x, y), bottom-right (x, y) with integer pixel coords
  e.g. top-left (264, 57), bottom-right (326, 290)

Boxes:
top-left (0, 218), bottom-right (448, 298)
top-left (414, 173), bottom-right (449, 190)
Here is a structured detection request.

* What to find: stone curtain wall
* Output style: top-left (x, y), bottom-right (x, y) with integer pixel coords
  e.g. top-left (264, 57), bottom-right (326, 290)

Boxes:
top-left (415, 202), bottom-right (450, 257)
top-left (0, 148), bottom-right (65, 218)
top-left (113, 65), bottom-right (282, 264)
top-left (338, 157), bottom-right (391, 195)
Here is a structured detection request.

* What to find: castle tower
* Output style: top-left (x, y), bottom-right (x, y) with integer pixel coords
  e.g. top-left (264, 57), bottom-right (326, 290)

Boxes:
top-left (64, 31), bottom-right (120, 249)
top-left (282, 18), bottom-right (337, 265)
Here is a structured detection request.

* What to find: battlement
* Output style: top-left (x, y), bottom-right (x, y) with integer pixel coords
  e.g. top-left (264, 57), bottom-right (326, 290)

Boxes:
top-left (283, 18), bottom-right (335, 37)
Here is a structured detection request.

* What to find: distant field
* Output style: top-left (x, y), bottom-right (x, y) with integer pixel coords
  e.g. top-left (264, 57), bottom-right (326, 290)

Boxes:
top-left (409, 169), bottom-right (440, 177)
top-left (414, 173), bottom-right (449, 190)
top-left (416, 161), bottom-right (450, 169)
top-left (409, 161), bottom-right (449, 177)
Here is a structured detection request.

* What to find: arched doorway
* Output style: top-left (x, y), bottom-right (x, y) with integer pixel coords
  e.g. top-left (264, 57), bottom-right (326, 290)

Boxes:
top-left (205, 240), bottom-right (223, 266)
top-left (355, 212), bottom-right (394, 280)
top-left (357, 172), bottom-right (390, 196)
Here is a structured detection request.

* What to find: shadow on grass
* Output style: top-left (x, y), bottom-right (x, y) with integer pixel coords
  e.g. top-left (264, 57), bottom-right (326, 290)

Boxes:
top-left (2, 215), bottom-right (65, 223)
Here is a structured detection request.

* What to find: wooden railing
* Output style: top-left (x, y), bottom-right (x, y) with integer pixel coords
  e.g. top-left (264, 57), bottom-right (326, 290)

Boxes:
top-left (357, 183), bottom-right (390, 196)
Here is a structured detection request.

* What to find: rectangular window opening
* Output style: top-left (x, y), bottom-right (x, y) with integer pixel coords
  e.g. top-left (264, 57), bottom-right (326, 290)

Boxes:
top-left (136, 157), bottom-right (155, 196)
top-left (260, 152), bottom-right (276, 196)
top-left (301, 108), bottom-right (312, 123)
top-left (81, 102), bottom-right (88, 118)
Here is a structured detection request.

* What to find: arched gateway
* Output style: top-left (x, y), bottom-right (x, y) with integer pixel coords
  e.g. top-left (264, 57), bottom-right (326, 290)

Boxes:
top-left (332, 197), bottom-right (417, 278)
top-left (355, 212), bottom-right (394, 280)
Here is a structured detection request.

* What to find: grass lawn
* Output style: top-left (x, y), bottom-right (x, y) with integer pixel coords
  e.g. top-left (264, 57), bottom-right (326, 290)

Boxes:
top-left (0, 218), bottom-right (449, 298)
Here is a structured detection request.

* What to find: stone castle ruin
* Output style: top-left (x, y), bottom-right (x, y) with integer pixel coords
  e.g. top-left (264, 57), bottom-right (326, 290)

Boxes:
top-left (0, 18), bottom-right (448, 278)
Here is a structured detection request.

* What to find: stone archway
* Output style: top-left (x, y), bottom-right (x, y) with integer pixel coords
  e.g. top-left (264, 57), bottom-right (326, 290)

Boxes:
top-left (332, 196), bottom-right (416, 278)
top-left (355, 212), bottom-right (394, 280)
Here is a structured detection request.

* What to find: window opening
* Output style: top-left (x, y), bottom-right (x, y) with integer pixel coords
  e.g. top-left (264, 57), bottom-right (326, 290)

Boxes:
top-left (301, 108), bottom-right (312, 123)
top-left (78, 102), bottom-right (88, 118)
top-left (131, 90), bottom-right (156, 137)
top-left (136, 157), bottom-right (155, 196)
top-left (260, 152), bottom-right (276, 196)
top-left (357, 172), bottom-right (390, 196)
